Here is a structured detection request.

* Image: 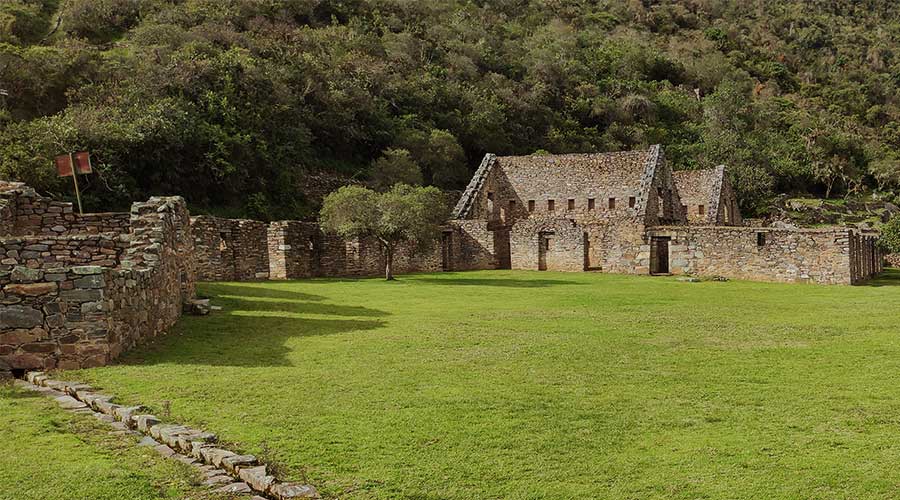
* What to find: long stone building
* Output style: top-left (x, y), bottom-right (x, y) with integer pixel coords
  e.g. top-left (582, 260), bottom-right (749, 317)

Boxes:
top-left (443, 145), bottom-right (882, 285)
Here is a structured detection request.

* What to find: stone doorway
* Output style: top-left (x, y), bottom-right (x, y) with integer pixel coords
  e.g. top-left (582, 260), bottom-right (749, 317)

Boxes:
top-left (493, 228), bottom-right (511, 269)
top-left (650, 236), bottom-right (670, 275)
top-left (441, 230), bottom-right (453, 271)
top-left (538, 232), bottom-right (553, 271)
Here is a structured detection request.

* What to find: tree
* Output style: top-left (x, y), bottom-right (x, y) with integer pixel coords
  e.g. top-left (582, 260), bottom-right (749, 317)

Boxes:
top-left (879, 216), bottom-right (900, 255)
top-left (320, 184), bottom-right (446, 280)
top-left (369, 148), bottom-right (422, 192)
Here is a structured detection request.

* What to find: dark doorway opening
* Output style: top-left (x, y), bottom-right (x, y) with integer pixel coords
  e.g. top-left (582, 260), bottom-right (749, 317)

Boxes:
top-left (441, 230), bottom-right (453, 271)
top-left (493, 229), bottom-right (511, 270)
top-left (538, 232), bottom-right (553, 271)
top-left (650, 236), bottom-right (670, 275)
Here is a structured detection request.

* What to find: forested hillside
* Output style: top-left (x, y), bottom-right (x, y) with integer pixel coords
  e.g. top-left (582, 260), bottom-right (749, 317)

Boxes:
top-left (2, 0), bottom-right (900, 218)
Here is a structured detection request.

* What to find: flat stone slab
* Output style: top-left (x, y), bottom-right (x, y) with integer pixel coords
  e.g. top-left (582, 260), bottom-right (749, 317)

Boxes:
top-left (54, 395), bottom-right (88, 410)
top-left (154, 444), bottom-right (176, 458)
top-left (213, 482), bottom-right (252, 495)
top-left (137, 436), bottom-right (159, 447)
top-left (202, 475), bottom-right (233, 487)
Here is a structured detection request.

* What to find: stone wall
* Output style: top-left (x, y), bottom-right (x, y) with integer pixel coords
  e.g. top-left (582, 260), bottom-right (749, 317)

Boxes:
top-left (191, 216), bottom-right (269, 281)
top-left (0, 181), bottom-right (131, 236)
top-left (0, 195), bottom-right (196, 371)
top-left (267, 221), bottom-right (318, 280)
top-left (647, 225), bottom-right (877, 285)
top-left (0, 234), bottom-right (128, 269)
top-left (191, 217), bottom-right (441, 281)
top-left (444, 220), bottom-right (497, 271)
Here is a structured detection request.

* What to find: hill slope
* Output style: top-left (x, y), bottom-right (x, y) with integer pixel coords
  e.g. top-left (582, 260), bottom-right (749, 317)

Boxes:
top-left (2, 0), bottom-right (900, 218)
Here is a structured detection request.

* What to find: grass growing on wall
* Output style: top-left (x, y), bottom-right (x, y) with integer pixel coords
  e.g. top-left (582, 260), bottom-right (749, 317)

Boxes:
top-left (0, 385), bottom-right (214, 500)
top-left (62, 270), bottom-right (900, 499)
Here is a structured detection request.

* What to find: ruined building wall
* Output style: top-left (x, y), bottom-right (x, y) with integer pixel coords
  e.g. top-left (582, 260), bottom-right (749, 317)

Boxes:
top-left (192, 217), bottom-right (442, 281)
top-left (0, 194), bottom-right (196, 371)
top-left (0, 181), bottom-right (131, 236)
top-left (649, 226), bottom-right (862, 285)
top-left (191, 216), bottom-right (269, 281)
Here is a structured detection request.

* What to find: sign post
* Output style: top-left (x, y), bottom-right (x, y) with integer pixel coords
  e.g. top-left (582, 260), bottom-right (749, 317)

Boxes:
top-left (55, 152), bottom-right (92, 215)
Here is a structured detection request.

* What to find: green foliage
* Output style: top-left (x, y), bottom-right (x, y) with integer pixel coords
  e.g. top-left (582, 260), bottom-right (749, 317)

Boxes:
top-left (878, 216), bottom-right (900, 254)
top-left (369, 148), bottom-right (422, 192)
top-left (320, 183), bottom-right (446, 278)
top-left (3, 0), bottom-right (900, 216)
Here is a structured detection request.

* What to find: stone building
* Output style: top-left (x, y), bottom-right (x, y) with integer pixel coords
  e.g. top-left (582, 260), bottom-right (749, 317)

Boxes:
top-left (444, 146), bottom-right (882, 285)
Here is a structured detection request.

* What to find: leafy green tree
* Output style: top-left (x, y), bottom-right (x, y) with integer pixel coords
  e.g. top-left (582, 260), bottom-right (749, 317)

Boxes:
top-left (320, 184), bottom-right (446, 280)
top-left (369, 149), bottom-right (422, 192)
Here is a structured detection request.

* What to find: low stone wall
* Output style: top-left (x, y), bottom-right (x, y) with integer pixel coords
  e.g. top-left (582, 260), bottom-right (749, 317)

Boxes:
top-left (649, 225), bottom-right (870, 285)
top-left (0, 196), bottom-right (196, 371)
top-left (0, 181), bottom-right (131, 236)
top-left (886, 253), bottom-right (900, 267)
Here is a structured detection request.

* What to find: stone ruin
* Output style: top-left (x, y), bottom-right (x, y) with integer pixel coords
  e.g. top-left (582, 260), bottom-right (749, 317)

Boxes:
top-left (0, 181), bottom-right (196, 373)
top-left (0, 149), bottom-right (887, 375)
top-left (445, 145), bottom-right (883, 285)
top-left (0, 180), bottom-right (442, 374)
top-left (190, 217), bottom-right (442, 281)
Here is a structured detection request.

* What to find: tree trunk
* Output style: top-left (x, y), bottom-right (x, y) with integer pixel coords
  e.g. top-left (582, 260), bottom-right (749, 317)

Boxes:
top-left (385, 245), bottom-right (395, 281)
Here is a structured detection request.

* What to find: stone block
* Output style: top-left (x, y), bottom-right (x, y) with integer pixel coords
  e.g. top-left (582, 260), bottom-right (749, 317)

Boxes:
top-left (4, 282), bottom-right (57, 296)
top-left (221, 454), bottom-right (257, 473)
top-left (269, 483), bottom-right (320, 499)
top-left (10, 266), bottom-right (43, 283)
top-left (0, 306), bottom-right (43, 329)
top-left (238, 465), bottom-right (276, 493)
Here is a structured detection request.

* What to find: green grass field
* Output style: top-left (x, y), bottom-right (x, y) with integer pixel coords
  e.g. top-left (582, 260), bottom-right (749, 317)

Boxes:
top-left (58, 270), bottom-right (900, 499)
top-left (0, 384), bottom-right (214, 500)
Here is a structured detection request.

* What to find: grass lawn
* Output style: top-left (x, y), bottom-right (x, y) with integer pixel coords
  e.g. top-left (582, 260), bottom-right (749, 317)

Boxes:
top-left (61, 269), bottom-right (900, 499)
top-left (0, 384), bottom-right (215, 500)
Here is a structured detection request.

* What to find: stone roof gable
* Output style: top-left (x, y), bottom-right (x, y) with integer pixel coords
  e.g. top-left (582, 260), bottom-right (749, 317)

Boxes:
top-left (673, 166), bottom-right (724, 209)
top-left (451, 146), bottom-right (665, 220)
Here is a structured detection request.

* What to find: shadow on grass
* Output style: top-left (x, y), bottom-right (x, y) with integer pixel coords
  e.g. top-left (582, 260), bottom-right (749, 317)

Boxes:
top-left (117, 285), bottom-right (390, 368)
top-left (863, 268), bottom-right (900, 287)
top-left (415, 277), bottom-right (580, 288)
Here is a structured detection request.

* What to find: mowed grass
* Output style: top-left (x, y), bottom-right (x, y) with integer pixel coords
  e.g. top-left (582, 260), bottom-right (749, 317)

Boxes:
top-left (63, 270), bottom-right (900, 499)
top-left (0, 384), bottom-right (213, 500)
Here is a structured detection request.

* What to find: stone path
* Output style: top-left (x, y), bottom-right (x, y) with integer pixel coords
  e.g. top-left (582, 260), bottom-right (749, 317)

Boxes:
top-left (15, 372), bottom-right (319, 500)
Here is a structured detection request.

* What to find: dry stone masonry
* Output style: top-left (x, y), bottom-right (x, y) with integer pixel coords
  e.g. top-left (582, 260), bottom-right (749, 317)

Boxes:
top-left (1, 182), bottom-right (197, 372)
top-left (18, 372), bottom-right (319, 499)
top-left (192, 217), bottom-right (441, 281)
top-left (447, 146), bottom-right (883, 285)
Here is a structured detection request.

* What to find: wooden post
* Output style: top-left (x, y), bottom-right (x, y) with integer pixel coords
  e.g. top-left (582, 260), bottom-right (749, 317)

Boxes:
top-left (69, 153), bottom-right (83, 215)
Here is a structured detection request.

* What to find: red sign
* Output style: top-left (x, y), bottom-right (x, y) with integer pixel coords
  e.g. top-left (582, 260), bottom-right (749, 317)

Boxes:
top-left (73, 152), bottom-right (92, 174)
top-left (55, 154), bottom-right (74, 177)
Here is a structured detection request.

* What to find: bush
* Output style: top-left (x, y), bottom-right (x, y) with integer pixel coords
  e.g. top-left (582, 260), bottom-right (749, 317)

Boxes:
top-left (878, 216), bottom-right (900, 254)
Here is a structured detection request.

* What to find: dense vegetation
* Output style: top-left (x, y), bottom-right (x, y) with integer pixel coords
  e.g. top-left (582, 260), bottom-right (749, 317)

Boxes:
top-left (3, 0), bottom-right (900, 218)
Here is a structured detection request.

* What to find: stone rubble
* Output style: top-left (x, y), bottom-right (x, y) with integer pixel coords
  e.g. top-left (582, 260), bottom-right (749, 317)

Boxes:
top-left (18, 371), bottom-right (320, 499)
